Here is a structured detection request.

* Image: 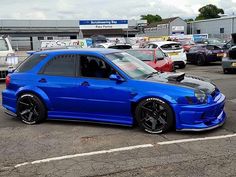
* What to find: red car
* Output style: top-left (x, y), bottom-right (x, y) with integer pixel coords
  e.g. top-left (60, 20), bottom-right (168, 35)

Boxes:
top-left (126, 49), bottom-right (174, 72)
top-left (180, 40), bottom-right (195, 53)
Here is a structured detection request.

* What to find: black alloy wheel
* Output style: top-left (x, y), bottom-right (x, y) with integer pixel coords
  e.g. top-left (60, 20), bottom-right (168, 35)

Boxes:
top-left (197, 54), bottom-right (206, 66)
top-left (135, 98), bottom-right (174, 134)
top-left (17, 94), bottom-right (46, 125)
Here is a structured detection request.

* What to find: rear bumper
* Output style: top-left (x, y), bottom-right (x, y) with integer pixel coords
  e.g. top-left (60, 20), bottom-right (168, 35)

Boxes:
top-left (222, 58), bottom-right (236, 69)
top-left (174, 93), bottom-right (226, 131)
top-left (2, 89), bottom-right (17, 114)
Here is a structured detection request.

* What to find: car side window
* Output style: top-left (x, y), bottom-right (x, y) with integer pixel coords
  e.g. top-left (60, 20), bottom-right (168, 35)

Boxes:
top-left (41, 54), bottom-right (76, 77)
top-left (152, 44), bottom-right (158, 49)
top-left (206, 45), bottom-right (215, 50)
top-left (156, 50), bottom-right (165, 59)
top-left (79, 55), bottom-right (116, 79)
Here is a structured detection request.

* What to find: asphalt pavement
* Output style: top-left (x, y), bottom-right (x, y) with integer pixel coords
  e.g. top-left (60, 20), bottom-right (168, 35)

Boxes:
top-left (0, 63), bottom-right (236, 177)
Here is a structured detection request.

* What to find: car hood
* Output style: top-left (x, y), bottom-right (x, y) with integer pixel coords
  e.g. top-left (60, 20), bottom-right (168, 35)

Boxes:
top-left (146, 72), bottom-right (215, 94)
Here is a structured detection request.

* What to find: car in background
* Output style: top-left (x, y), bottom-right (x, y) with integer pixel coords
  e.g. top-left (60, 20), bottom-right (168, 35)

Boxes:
top-left (222, 46), bottom-right (236, 73)
top-left (95, 43), bottom-right (132, 49)
top-left (179, 40), bottom-right (195, 52)
top-left (2, 49), bottom-right (226, 133)
top-left (186, 44), bottom-right (224, 66)
top-left (145, 41), bottom-right (187, 69)
top-left (0, 36), bottom-right (18, 79)
top-left (197, 38), bottom-right (226, 46)
top-left (126, 49), bottom-right (174, 72)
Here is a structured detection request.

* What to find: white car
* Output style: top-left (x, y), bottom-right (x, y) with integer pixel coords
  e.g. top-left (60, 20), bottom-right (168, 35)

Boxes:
top-left (0, 36), bottom-right (18, 79)
top-left (145, 41), bottom-right (187, 68)
top-left (95, 42), bottom-right (132, 50)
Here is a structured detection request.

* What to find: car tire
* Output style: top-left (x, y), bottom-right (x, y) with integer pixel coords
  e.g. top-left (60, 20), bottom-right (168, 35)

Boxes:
top-left (223, 68), bottom-right (228, 74)
top-left (17, 93), bottom-right (46, 125)
top-left (197, 54), bottom-right (206, 66)
top-left (178, 63), bottom-right (186, 69)
top-left (135, 98), bottom-right (174, 134)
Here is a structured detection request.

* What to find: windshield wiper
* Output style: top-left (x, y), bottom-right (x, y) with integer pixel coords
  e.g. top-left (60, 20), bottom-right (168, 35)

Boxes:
top-left (145, 72), bottom-right (159, 79)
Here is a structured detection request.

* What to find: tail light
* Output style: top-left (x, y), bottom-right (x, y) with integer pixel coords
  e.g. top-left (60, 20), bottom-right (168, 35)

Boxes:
top-left (223, 52), bottom-right (229, 58)
top-left (6, 75), bottom-right (10, 87)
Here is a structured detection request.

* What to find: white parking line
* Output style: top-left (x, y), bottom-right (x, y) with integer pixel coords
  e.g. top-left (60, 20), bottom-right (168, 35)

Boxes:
top-left (14, 144), bottom-right (154, 168)
top-left (7, 133), bottom-right (236, 169)
top-left (158, 133), bottom-right (236, 145)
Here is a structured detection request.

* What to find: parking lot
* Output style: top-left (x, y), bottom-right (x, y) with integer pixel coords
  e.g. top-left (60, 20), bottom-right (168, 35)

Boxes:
top-left (0, 63), bottom-right (236, 177)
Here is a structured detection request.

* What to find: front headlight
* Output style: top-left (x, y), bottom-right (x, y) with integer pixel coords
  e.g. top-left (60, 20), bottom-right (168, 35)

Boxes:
top-left (195, 89), bottom-right (207, 104)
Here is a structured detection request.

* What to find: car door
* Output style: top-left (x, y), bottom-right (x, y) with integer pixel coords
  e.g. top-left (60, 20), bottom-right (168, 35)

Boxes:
top-left (37, 54), bottom-right (79, 113)
top-left (73, 54), bottom-right (133, 124)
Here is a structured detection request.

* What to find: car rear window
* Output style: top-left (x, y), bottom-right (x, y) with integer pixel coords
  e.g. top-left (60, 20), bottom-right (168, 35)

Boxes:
top-left (108, 45), bottom-right (132, 49)
top-left (126, 50), bottom-right (154, 61)
top-left (161, 43), bottom-right (182, 50)
top-left (15, 54), bottom-right (47, 72)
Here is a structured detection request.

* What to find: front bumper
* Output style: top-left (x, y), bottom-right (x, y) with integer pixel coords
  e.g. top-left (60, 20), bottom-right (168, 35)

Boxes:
top-left (174, 93), bottom-right (226, 131)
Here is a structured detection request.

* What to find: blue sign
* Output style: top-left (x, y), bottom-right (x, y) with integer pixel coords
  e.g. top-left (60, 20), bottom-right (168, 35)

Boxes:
top-left (79, 20), bottom-right (128, 25)
top-left (79, 20), bottom-right (128, 29)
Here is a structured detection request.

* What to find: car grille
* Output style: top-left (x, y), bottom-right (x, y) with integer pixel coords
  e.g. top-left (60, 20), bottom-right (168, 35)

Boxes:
top-left (211, 88), bottom-right (220, 99)
top-left (0, 70), bottom-right (8, 79)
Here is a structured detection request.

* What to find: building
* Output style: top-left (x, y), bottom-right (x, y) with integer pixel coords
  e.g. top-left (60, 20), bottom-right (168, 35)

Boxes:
top-left (144, 17), bottom-right (187, 37)
top-left (0, 19), bottom-right (146, 50)
top-left (188, 15), bottom-right (236, 40)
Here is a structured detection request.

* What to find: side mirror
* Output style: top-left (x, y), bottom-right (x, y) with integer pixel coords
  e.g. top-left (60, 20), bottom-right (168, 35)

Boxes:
top-left (109, 74), bottom-right (125, 82)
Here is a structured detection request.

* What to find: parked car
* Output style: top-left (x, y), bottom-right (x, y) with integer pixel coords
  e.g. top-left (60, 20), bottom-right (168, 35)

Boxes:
top-left (222, 33), bottom-right (236, 73)
top-left (199, 38), bottom-right (226, 46)
top-left (186, 44), bottom-right (224, 65)
top-left (222, 46), bottom-right (236, 73)
top-left (2, 49), bottom-right (226, 134)
top-left (126, 49), bottom-right (174, 72)
top-left (95, 43), bottom-right (132, 49)
top-left (179, 40), bottom-right (195, 52)
top-left (0, 36), bottom-right (18, 79)
top-left (145, 41), bottom-right (187, 69)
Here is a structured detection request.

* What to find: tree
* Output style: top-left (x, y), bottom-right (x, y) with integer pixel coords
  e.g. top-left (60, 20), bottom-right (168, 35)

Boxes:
top-left (196, 4), bottom-right (224, 20)
top-left (185, 18), bottom-right (194, 22)
top-left (140, 14), bottom-right (162, 24)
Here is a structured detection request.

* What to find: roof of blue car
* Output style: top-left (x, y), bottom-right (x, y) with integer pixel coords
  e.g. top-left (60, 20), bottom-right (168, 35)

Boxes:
top-left (36, 48), bottom-right (120, 55)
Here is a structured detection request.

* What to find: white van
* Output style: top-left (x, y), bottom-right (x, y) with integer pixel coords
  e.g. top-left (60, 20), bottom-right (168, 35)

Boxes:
top-left (0, 36), bottom-right (18, 79)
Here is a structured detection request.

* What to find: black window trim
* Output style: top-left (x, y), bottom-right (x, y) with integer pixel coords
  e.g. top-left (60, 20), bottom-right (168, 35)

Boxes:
top-left (38, 54), bottom-right (77, 78)
top-left (76, 54), bottom-right (126, 81)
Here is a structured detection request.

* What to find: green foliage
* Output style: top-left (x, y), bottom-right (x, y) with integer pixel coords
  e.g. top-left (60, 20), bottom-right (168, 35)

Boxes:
top-left (185, 18), bottom-right (194, 22)
top-left (196, 4), bottom-right (224, 20)
top-left (140, 14), bottom-right (162, 24)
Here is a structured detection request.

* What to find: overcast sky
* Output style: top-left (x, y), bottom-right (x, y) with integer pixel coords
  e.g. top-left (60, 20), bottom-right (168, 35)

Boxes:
top-left (0, 0), bottom-right (236, 20)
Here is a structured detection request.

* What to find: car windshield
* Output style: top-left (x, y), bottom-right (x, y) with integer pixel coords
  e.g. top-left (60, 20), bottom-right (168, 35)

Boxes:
top-left (106, 52), bottom-right (157, 79)
top-left (206, 38), bottom-right (224, 45)
top-left (0, 39), bottom-right (9, 51)
top-left (126, 50), bottom-right (154, 61)
top-left (161, 43), bottom-right (182, 50)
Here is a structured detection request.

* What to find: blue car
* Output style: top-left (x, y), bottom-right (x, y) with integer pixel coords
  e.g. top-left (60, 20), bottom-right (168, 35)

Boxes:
top-left (2, 49), bottom-right (226, 133)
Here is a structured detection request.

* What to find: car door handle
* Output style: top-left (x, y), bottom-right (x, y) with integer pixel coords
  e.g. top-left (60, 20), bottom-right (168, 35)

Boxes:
top-left (80, 81), bottom-right (90, 87)
top-left (39, 78), bottom-right (47, 83)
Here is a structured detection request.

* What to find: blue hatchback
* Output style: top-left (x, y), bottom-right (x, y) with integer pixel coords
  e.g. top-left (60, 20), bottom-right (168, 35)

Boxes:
top-left (2, 49), bottom-right (226, 133)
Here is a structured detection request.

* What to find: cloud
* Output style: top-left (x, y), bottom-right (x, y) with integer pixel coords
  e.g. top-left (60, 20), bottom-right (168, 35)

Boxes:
top-left (0, 0), bottom-right (235, 20)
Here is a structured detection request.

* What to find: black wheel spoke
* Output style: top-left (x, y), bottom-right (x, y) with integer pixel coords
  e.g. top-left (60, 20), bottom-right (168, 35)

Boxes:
top-left (141, 106), bottom-right (153, 113)
top-left (19, 101), bottom-right (30, 107)
top-left (28, 112), bottom-right (33, 122)
top-left (157, 116), bottom-right (167, 125)
top-left (151, 119), bottom-right (157, 130)
top-left (20, 109), bottom-right (31, 116)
